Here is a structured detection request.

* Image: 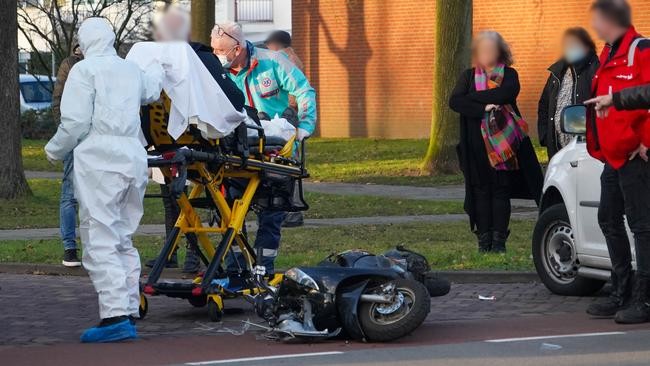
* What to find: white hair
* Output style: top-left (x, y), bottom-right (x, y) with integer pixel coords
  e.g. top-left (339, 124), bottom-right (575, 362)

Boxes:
top-left (155, 7), bottom-right (191, 41)
top-left (211, 21), bottom-right (245, 46)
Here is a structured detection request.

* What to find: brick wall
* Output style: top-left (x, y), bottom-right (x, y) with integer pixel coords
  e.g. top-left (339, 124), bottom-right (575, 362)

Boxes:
top-left (292, 0), bottom-right (650, 139)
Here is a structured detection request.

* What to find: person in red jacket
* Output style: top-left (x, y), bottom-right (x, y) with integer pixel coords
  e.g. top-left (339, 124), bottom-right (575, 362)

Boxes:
top-left (585, 0), bottom-right (650, 324)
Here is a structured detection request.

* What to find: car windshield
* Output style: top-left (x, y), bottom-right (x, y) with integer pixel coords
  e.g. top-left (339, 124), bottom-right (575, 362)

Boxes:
top-left (20, 81), bottom-right (53, 103)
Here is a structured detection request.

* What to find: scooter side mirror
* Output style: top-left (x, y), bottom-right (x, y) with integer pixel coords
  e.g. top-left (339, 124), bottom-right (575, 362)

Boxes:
top-left (561, 105), bottom-right (588, 135)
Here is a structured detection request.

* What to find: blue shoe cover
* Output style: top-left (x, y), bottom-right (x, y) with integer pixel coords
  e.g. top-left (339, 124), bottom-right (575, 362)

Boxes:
top-left (80, 319), bottom-right (137, 343)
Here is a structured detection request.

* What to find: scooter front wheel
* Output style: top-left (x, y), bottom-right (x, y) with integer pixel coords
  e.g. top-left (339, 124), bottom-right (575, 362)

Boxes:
top-left (358, 279), bottom-right (430, 342)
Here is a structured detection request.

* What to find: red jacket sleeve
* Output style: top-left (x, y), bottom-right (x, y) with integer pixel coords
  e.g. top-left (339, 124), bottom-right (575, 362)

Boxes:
top-left (633, 41), bottom-right (650, 147)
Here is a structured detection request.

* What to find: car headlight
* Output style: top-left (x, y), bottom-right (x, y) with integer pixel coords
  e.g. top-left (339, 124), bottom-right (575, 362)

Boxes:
top-left (285, 268), bottom-right (319, 291)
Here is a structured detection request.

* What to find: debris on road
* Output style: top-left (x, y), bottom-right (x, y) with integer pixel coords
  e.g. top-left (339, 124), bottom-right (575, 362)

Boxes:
top-left (540, 343), bottom-right (563, 351)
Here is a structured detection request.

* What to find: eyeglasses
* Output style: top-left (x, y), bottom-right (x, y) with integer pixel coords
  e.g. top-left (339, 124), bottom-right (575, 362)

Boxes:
top-left (214, 25), bottom-right (240, 45)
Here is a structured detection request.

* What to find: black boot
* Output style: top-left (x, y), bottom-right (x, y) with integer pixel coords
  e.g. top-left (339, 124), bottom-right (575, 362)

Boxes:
top-left (477, 232), bottom-right (492, 253)
top-left (586, 270), bottom-right (632, 317)
top-left (282, 211), bottom-right (304, 228)
top-left (491, 231), bottom-right (509, 253)
top-left (615, 275), bottom-right (650, 324)
top-left (182, 248), bottom-right (201, 273)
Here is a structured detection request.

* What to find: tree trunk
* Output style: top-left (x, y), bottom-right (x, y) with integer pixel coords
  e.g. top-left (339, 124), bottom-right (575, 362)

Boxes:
top-left (421, 0), bottom-right (472, 175)
top-left (191, 0), bottom-right (215, 46)
top-left (0, 1), bottom-right (30, 199)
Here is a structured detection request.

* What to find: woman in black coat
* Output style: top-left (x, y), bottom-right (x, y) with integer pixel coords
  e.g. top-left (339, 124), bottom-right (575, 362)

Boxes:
top-left (538, 27), bottom-right (599, 158)
top-left (449, 31), bottom-right (543, 253)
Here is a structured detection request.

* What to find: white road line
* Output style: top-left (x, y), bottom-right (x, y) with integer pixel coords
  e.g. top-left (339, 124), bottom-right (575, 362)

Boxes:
top-left (185, 351), bottom-right (344, 365)
top-left (485, 331), bottom-right (626, 343)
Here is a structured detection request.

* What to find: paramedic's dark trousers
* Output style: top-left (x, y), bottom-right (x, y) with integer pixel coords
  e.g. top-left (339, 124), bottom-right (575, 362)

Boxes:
top-left (225, 181), bottom-right (286, 274)
top-left (598, 159), bottom-right (650, 286)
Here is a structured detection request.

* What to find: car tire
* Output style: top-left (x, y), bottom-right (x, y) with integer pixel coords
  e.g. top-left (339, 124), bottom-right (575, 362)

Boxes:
top-left (533, 203), bottom-right (606, 296)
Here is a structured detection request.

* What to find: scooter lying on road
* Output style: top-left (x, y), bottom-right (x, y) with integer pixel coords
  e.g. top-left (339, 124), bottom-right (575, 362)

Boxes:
top-left (252, 246), bottom-right (451, 342)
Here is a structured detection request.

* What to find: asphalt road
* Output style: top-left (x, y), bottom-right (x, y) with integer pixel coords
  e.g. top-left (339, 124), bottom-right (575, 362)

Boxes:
top-left (201, 330), bottom-right (650, 366)
top-left (2, 274), bottom-right (650, 366)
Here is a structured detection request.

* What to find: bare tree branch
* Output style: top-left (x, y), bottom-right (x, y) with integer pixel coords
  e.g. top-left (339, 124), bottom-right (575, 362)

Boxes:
top-left (17, 0), bottom-right (155, 80)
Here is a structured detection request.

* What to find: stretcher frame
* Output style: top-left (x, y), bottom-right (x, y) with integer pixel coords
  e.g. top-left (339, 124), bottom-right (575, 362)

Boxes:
top-left (139, 112), bottom-right (309, 321)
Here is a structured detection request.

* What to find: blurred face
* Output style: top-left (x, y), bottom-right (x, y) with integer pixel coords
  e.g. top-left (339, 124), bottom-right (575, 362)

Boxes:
top-left (475, 37), bottom-right (500, 68)
top-left (265, 41), bottom-right (282, 51)
top-left (591, 10), bottom-right (615, 42)
top-left (154, 13), bottom-right (188, 42)
top-left (563, 34), bottom-right (589, 63)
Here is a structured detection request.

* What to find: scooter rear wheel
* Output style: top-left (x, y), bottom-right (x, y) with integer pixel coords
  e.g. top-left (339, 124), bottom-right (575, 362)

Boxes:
top-left (358, 279), bottom-right (430, 342)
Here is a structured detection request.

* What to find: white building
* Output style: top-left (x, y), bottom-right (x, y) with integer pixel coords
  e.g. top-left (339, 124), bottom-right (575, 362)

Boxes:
top-left (214, 0), bottom-right (292, 43)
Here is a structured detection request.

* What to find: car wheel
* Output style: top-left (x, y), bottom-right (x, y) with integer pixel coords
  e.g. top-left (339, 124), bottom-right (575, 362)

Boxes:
top-left (533, 203), bottom-right (605, 296)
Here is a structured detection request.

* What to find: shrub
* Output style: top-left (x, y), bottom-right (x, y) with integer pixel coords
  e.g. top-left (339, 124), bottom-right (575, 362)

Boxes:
top-left (21, 108), bottom-right (56, 140)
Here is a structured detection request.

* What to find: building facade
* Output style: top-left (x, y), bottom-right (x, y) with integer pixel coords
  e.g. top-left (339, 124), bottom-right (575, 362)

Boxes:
top-left (292, 0), bottom-right (650, 139)
top-left (215, 0), bottom-right (292, 42)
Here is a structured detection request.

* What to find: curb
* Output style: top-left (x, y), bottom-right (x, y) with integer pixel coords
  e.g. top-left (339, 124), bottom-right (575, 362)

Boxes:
top-left (0, 263), bottom-right (539, 284)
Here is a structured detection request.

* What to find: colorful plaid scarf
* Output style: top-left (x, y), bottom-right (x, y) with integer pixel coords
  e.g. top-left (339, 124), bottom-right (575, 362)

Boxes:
top-left (474, 64), bottom-right (529, 171)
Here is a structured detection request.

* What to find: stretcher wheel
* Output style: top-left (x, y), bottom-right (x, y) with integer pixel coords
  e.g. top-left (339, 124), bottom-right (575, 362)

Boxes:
top-left (207, 297), bottom-right (223, 322)
top-left (139, 293), bottom-right (148, 320)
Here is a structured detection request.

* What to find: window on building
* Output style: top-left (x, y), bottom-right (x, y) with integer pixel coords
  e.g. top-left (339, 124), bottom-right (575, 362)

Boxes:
top-left (235, 0), bottom-right (273, 23)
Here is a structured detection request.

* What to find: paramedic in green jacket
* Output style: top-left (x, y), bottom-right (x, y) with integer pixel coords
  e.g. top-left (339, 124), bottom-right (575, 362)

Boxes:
top-left (211, 21), bottom-right (317, 273)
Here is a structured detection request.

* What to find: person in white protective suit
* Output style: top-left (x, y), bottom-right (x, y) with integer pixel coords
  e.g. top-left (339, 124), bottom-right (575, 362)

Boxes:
top-left (44, 17), bottom-right (163, 343)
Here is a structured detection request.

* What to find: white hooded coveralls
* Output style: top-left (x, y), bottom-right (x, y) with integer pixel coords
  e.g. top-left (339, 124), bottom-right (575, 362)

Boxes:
top-left (45, 18), bottom-right (163, 319)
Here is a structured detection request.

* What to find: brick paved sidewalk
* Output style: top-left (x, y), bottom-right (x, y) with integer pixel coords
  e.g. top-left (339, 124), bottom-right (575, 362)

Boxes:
top-left (0, 274), bottom-right (605, 346)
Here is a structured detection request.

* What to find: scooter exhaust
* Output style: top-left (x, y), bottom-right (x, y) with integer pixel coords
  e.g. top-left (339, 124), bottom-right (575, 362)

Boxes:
top-left (359, 294), bottom-right (394, 304)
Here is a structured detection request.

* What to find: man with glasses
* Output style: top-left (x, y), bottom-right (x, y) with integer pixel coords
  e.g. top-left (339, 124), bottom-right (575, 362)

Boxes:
top-left (210, 21), bottom-right (316, 273)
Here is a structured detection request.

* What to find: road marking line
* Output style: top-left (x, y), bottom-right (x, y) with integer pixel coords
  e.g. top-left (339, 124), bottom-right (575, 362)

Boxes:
top-left (185, 351), bottom-right (344, 365)
top-left (485, 331), bottom-right (626, 343)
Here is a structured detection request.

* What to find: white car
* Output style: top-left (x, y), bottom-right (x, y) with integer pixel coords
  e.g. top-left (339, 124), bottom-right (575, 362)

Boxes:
top-left (533, 105), bottom-right (630, 296)
top-left (19, 74), bottom-right (54, 114)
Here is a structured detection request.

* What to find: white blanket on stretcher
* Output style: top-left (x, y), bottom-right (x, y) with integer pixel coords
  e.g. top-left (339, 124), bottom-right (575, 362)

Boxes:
top-left (247, 114), bottom-right (297, 142)
top-left (126, 42), bottom-right (247, 140)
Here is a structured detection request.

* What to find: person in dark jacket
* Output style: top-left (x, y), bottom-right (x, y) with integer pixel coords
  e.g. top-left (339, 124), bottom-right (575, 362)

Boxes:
top-left (538, 27), bottom-right (599, 158)
top-left (143, 8), bottom-right (245, 272)
top-left (586, 84), bottom-right (650, 113)
top-left (449, 31), bottom-right (543, 253)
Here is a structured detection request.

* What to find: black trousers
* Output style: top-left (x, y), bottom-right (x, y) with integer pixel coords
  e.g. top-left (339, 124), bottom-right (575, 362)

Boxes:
top-left (598, 159), bottom-right (650, 278)
top-left (471, 180), bottom-right (511, 234)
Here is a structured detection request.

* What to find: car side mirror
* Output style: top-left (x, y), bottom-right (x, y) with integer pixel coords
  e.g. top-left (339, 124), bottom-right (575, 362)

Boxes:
top-left (561, 105), bottom-right (587, 135)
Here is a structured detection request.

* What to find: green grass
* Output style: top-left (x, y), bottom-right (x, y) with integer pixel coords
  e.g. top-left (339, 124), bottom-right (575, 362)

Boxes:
top-left (22, 138), bottom-right (549, 186)
top-left (22, 139), bottom-right (61, 172)
top-left (0, 220), bottom-right (534, 271)
top-left (306, 138), bottom-right (463, 186)
top-left (0, 179), bottom-right (463, 230)
top-left (303, 192), bottom-right (462, 218)
top-left (0, 179), bottom-right (166, 229)
top-left (307, 138), bottom-right (549, 186)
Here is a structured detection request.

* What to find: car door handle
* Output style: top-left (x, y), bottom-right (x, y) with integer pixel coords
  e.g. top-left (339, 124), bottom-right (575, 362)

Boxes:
top-left (570, 161), bottom-right (579, 168)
